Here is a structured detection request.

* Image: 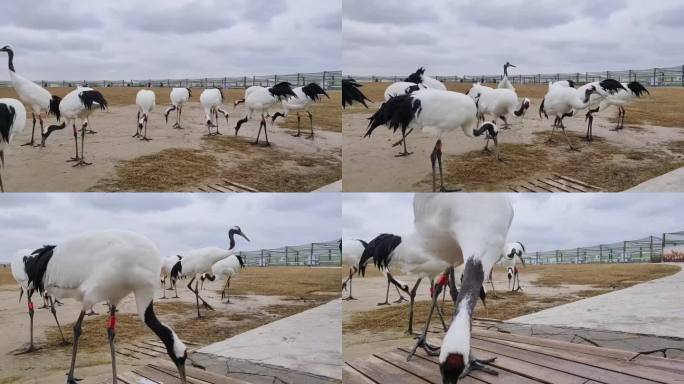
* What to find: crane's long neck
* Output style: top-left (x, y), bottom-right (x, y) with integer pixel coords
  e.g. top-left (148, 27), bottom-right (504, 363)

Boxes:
top-left (5, 50), bottom-right (15, 72)
top-left (143, 302), bottom-right (187, 380)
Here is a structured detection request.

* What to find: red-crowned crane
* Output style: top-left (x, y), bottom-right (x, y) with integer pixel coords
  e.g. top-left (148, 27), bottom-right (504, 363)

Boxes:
top-left (234, 82), bottom-right (296, 146)
top-left (199, 88), bottom-right (229, 136)
top-left (272, 83), bottom-right (329, 138)
top-left (539, 85), bottom-right (598, 150)
top-left (134, 90), bottom-right (155, 141)
top-left (466, 83), bottom-right (530, 129)
top-left (170, 226), bottom-right (250, 318)
top-left (366, 89), bottom-right (497, 190)
top-left (41, 87), bottom-right (108, 166)
top-left (23, 230), bottom-right (188, 383)
top-left (0, 98), bottom-right (26, 191)
top-left (0, 45), bottom-right (61, 147)
top-left (342, 78), bottom-right (371, 109)
top-left (341, 239), bottom-right (362, 300)
top-left (211, 254), bottom-right (245, 303)
top-left (500, 242), bottom-right (526, 292)
top-left (582, 80), bottom-right (648, 139)
top-left (164, 88), bottom-right (192, 129)
top-left (160, 255), bottom-right (182, 299)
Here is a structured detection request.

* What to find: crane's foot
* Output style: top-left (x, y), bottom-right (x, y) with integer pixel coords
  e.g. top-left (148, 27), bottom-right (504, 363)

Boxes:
top-left (140, 136), bottom-right (152, 142)
top-left (306, 134), bottom-right (314, 140)
top-left (67, 157), bottom-right (80, 162)
top-left (482, 147), bottom-right (492, 154)
top-left (406, 334), bottom-right (440, 361)
top-left (14, 345), bottom-right (41, 355)
top-left (72, 159), bottom-right (93, 167)
top-left (291, 133), bottom-right (302, 137)
top-left (342, 296), bottom-right (358, 301)
top-left (377, 301), bottom-right (390, 306)
top-left (439, 185), bottom-right (462, 193)
top-left (85, 310), bottom-right (99, 316)
top-left (393, 296), bottom-right (408, 304)
top-left (460, 358), bottom-right (499, 379)
top-left (395, 151), bottom-right (413, 157)
top-left (66, 376), bottom-right (83, 383)
top-left (21, 140), bottom-right (36, 147)
top-left (568, 147), bottom-right (581, 152)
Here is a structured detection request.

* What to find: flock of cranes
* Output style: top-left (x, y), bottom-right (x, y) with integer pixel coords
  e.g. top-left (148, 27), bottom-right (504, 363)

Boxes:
top-left (343, 64), bottom-right (651, 192)
top-left (9, 225), bottom-right (250, 384)
top-left (0, 45), bottom-right (333, 191)
top-left (343, 194), bottom-right (527, 383)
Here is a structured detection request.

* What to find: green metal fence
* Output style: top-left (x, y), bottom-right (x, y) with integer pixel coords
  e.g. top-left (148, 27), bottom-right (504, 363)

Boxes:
top-left (0, 71), bottom-right (342, 90)
top-left (237, 239), bottom-right (341, 267)
top-left (524, 231), bottom-right (684, 265)
top-left (349, 65), bottom-right (684, 87)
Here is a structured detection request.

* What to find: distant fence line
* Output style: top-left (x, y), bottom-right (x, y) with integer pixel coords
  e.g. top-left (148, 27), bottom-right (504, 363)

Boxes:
top-left (523, 231), bottom-right (684, 265)
top-left (350, 65), bottom-right (684, 87)
top-left (0, 70), bottom-right (342, 90)
top-left (237, 239), bottom-right (341, 267)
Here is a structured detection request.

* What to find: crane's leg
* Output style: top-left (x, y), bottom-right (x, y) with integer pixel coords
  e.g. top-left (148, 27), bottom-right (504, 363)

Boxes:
top-left (189, 277), bottom-right (201, 318)
top-left (142, 115), bottom-right (152, 141)
top-left (106, 305), bottom-right (118, 383)
top-left (254, 115), bottom-right (264, 145)
top-left (407, 276), bottom-right (443, 361)
top-left (221, 277), bottom-right (232, 303)
top-left (22, 113), bottom-right (36, 146)
top-left (48, 297), bottom-right (68, 345)
top-left (214, 110), bottom-right (220, 136)
top-left (342, 268), bottom-right (358, 301)
top-left (67, 124), bottom-right (80, 162)
top-left (482, 136), bottom-right (491, 154)
top-left (187, 276), bottom-right (214, 318)
top-left (133, 111), bottom-right (141, 138)
top-left (66, 310), bottom-right (86, 384)
top-left (393, 284), bottom-right (408, 303)
top-left (405, 277), bottom-right (423, 335)
top-left (619, 107), bottom-right (626, 130)
top-left (174, 278), bottom-right (180, 298)
top-left (493, 136), bottom-right (501, 162)
top-left (459, 357), bottom-right (500, 379)
top-left (560, 121), bottom-right (579, 151)
top-left (86, 306), bottom-right (99, 316)
top-left (0, 162), bottom-right (4, 193)
top-left (34, 115), bottom-right (44, 148)
top-left (161, 277), bottom-right (167, 299)
top-left (395, 128), bottom-right (413, 157)
top-left (430, 140), bottom-right (440, 192)
top-left (263, 117), bottom-right (271, 146)
top-left (377, 277), bottom-right (391, 306)
top-left (500, 115), bottom-right (509, 129)
top-left (176, 106), bottom-right (182, 129)
top-left (73, 122), bottom-right (92, 166)
top-left (306, 111), bottom-right (314, 139)
top-left (488, 269), bottom-right (498, 299)
top-left (293, 112), bottom-right (301, 137)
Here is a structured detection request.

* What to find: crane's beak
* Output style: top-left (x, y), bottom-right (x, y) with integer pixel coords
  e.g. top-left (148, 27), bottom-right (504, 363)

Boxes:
top-left (238, 230), bottom-right (250, 242)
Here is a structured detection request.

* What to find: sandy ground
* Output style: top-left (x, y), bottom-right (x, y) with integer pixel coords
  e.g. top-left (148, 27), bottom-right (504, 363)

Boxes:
top-left (342, 84), bottom-right (684, 192)
top-left (2, 90), bottom-right (341, 192)
top-left (0, 274), bottom-right (337, 384)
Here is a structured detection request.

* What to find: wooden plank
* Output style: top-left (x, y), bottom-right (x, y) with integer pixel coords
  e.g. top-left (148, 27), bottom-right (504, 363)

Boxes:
top-left (205, 185), bottom-right (225, 193)
top-left (224, 180), bottom-right (258, 192)
top-left (473, 329), bottom-right (636, 360)
top-left (553, 174), bottom-right (602, 190)
top-left (472, 338), bottom-right (656, 384)
top-left (347, 355), bottom-right (431, 384)
top-left (537, 178), bottom-right (573, 192)
top-left (382, 349), bottom-right (499, 383)
top-left (152, 360), bottom-right (250, 384)
top-left (528, 179), bottom-right (563, 192)
top-left (478, 336), bottom-right (683, 383)
top-left (216, 184), bottom-right (240, 192)
top-left (344, 363), bottom-right (378, 384)
top-left (518, 182), bottom-right (547, 192)
top-left (517, 184), bottom-right (537, 192)
top-left (133, 365), bottom-right (184, 384)
top-left (549, 177), bottom-right (589, 192)
top-left (197, 187), bottom-right (208, 192)
top-left (631, 355), bottom-right (684, 375)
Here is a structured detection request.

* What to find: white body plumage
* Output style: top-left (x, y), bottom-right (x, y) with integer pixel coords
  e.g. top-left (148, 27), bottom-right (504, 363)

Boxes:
top-left (170, 88), bottom-right (190, 108)
top-left (136, 90), bottom-right (156, 120)
top-left (11, 249), bottom-right (32, 289)
top-left (211, 255), bottom-right (243, 279)
top-left (384, 82), bottom-right (428, 101)
top-left (0, 98), bottom-right (27, 151)
top-left (467, 83), bottom-right (521, 122)
top-left (200, 89), bottom-right (227, 125)
top-left (178, 247), bottom-right (232, 279)
top-left (406, 90), bottom-right (478, 138)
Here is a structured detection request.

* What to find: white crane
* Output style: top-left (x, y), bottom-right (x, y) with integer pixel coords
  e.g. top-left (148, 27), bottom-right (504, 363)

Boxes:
top-left (0, 98), bottom-right (26, 192)
top-left (539, 85), bottom-right (598, 150)
top-left (40, 87), bottom-right (108, 166)
top-left (164, 88), bottom-right (192, 129)
top-left (134, 90), bottom-right (155, 141)
top-left (272, 83), bottom-right (330, 138)
top-left (466, 83), bottom-right (530, 128)
top-left (502, 242), bottom-right (526, 292)
top-left (211, 254), bottom-right (245, 303)
top-left (170, 226), bottom-right (250, 318)
top-left (23, 230), bottom-right (188, 383)
top-left (357, 237), bottom-right (411, 307)
top-left (0, 45), bottom-right (61, 147)
top-left (160, 255), bottom-right (182, 299)
top-left (341, 239), bottom-right (363, 300)
top-left (365, 90), bottom-right (495, 191)
top-left (11, 248), bottom-right (67, 353)
top-left (342, 78), bottom-right (371, 109)
top-left (234, 82), bottom-right (296, 146)
top-left (582, 80), bottom-right (646, 139)
top-left (199, 88), bottom-right (229, 136)
top-left (363, 194), bottom-right (513, 382)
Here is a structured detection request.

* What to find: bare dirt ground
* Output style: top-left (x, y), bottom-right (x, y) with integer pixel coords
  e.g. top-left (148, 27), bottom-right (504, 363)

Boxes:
top-left (0, 87), bottom-right (341, 192)
top-left (341, 263), bottom-right (680, 360)
top-left (0, 266), bottom-right (340, 384)
top-left (343, 83), bottom-right (684, 192)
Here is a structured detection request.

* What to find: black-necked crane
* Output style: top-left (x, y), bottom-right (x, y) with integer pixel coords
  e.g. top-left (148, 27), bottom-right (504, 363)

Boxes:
top-left (0, 45), bottom-right (61, 147)
top-left (41, 87), bottom-right (108, 166)
top-left (211, 254), bottom-right (245, 303)
top-left (539, 84), bottom-right (598, 150)
top-left (134, 90), bottom-right (155, 141)
top-left (366, 89), bottom-right (495, 190)
top-left (199, 88), bottom-right (229, 136)
top-left (164, 88), bottom-right (192, 129)
top-left (234, 82), bottom-right (296, 146)
top-left (272, 83), bottom-right (329, 139)
top-left (342, 78), bottom-right (371, 109)
top-left (170, 226), bottom-right (250, 318)
top-left (582, 80), bottom-right (647, 138)
top-left (11, 248), bottom-right (67, 353)
top-left (363, 194), bottom-right (513, 382)
top-left (0, 98), bottom-right (26, 191)
top-left (23, 230), bottom-right (188, 383)
top-left (160, 255), bottom-right (182, 299)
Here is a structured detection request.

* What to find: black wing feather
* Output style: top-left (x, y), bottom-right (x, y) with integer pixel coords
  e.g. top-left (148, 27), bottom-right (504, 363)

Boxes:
top-left (627, 81), bottom-right (650, 97)
top-left (269, 82), bottom-right (297, 100)
top-left (24, 245), bottom-right (56, 295)
top-left (0, 103), bottom-right (16, 144)
top-left (79, 90), bottom-right (108, 111)
top-left (342, 78), bottom-right (371, 108)
top-left (301, 83), bottom-right (329, 102)
top-left (599, 79), bottom-right (626, 95)
top-left (365, 94), bottom-right (421, 137)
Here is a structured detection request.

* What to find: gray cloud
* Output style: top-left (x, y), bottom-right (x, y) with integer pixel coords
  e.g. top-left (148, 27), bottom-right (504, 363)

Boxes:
top-left (344, 0), bottom-right (438, 25)
top-left (0, 194), bottom-right (341, 263)
top-left (454, 0), bottom-right (575, 30)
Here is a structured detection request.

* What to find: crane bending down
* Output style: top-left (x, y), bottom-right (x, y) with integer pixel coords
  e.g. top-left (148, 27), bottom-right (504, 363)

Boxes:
top-left (272, 83), bottom-right (329, 138)
top-left (211, 254), bottom-right (245, 303)
top-left (164, 88), bottom-right (192, 129)
top-left (23, 230), bottom-right (188, 383)
top-left (161, 255), bottom-right (182, 299)
top-left (134, 90), bottom-right (155, 141)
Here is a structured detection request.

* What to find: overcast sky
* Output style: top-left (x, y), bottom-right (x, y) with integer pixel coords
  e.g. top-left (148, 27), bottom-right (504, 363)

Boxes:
top-left (344, 0), bottom-right (684, 76)
top-left (343, 194), bottom-right (684, 253)
top-left (0, 194), bottom-right (340, 263)
top-left (0, 0), bottom-right (341, 81)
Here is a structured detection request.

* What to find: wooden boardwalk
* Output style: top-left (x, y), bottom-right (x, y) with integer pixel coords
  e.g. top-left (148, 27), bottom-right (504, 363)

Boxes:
top-left (345, 321), bottom-right (684, 384)
top-left (118, 360), bottom-right (249, 384)
top-left (197, 180), bottom-right (259, 193)
top-left (509, 174), bottom-right (602, 193)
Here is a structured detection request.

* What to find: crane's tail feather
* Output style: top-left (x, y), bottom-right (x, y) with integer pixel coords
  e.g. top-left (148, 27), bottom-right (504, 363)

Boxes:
top-left (302, 83), bottom-right (329, 101)
top-left (342, 78), bottom-right (371, 108)
top-left (79, 90), bottom-right (109, 111)
top-left (539, 98), bottom-right (548, 119)
top-left (49, 96), bottom-right (62, 121)
top-left (599, 79), bottom-right (626, 95)
top-left (627, 81), bottom-right (650, 97)
top-left (365, 94), bottom-right (420, 138)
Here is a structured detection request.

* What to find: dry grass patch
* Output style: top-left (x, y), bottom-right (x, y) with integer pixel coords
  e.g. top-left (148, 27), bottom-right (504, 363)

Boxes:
top-left (228, 267), bottom-right (341, 297)
top-left (279, 91), bottom-right (341, 133)
top-left (0, 267), bottom-right (15, 286)
top-left (528, 264), bottom-right (680, 289)
top-left (204, 136), bottom-right (341, 192)
top-left (607, 88), bottom-right (684, 128)
top-left (91, 149), bottom-right (219, 192)
top-left (45, 313), bottom-right (150, 354)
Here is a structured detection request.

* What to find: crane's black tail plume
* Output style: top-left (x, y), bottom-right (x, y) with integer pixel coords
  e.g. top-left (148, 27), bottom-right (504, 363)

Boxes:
top-left (79, 90), bottom-right (108, 111)
top-left (170, 260), bottom-right (183, 281)
top-left (599, 79), bottom-right (626, 94)
top-left (357, 233), bottom-right (402, 277)
top-left (404, 67), bottom-right (426, 84)
top-left (49, 96), bottom-right (62, 121)
top-left (539, 98), bottom-right (548, 119)
top-left (365, 94), bottom-right (421, 138)
top-left (0, 103), bottom-right (16, 144)
top-left (25, 245), bottom-right (56, 296)
top-left (342, 78), bottom-right (371, 108)
top-left (302, 83), bottom-right (329, 101)
top-left (627, 81), bottom-right (650, 97)
top-left (269, 82), bottom-right (297, 101)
